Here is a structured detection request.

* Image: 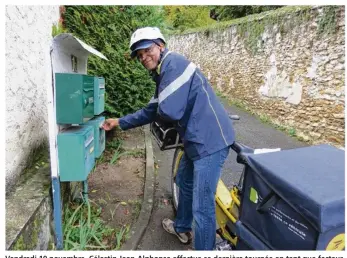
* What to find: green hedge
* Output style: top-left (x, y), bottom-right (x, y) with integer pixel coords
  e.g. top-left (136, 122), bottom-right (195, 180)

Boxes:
top-left (63, 6), bottom-right (165, 117)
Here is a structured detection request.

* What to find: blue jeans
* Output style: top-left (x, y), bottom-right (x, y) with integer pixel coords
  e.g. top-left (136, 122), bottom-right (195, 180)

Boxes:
top-left (174, 147), bottom-right (230, 250)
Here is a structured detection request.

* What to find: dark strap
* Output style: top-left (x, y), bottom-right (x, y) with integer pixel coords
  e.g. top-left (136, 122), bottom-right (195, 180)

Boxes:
top-left (256, 191), bottom-right (279, 214)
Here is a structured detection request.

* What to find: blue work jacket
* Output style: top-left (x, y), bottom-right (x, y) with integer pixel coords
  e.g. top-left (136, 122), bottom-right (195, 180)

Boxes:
top-left (119, 49), bottom-right (235, 160)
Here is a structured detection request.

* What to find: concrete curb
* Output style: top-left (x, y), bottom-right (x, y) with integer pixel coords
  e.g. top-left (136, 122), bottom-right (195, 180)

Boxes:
top-left (121, 125), bottom-right (155, 250)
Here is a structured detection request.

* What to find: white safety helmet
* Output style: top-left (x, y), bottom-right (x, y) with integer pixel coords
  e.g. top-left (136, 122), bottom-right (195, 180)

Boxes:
top-left (129, 27), bottom-right (166, 58)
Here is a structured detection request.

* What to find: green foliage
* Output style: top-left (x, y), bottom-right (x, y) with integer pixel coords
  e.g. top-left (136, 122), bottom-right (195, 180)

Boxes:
top-left (210, 6), bottom-right (284, 21)
top-left (108, 138), bottom-right (144, 164)
top-left (177, 6), bottom-right (311, 35)
top-left (235, 6), bottom-right (313, 55)
top-left (163, 6), bottom-right (216, 32)
top-left (237, 19), bottom-right (266, 55)
top-left (52, 21), bottom-right (66, 37)
top-left (318, 6), bottom-right (339, 35)
top-left (259, 114), bottom-right (271, 124)
top-left (114, 226), bottom-right (129, 249)
top-left (63, 201), bottom-right (114, 250)
top-left (63, 6), bottom-right (166, 117)
top-left (288, 127), bottom-right (297, 137)
top-left (110, 143), bottom-right (123, 164)
top-left (106, 138), bottom-right (123, 150)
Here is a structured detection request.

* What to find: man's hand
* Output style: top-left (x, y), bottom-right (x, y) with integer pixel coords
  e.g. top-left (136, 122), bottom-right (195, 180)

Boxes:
top-left (101, 118), bottom-right (119, 131)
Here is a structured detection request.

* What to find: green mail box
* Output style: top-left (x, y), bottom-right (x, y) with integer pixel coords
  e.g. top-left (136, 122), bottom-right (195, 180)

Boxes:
top-left (84, 116), bottom-right (105, 158)
top-left (55, 73), bottom-right (95, 124)
top-left (94, 77), bottom-right (105, 115)
top-left (57, 125), bottom-right (95, 182)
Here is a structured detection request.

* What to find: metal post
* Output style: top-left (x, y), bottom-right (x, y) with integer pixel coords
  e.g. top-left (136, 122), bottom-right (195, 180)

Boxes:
top-left (83, 180), bottom-right (88, 203)
top-left (52, 177), bottom-right (63, 250)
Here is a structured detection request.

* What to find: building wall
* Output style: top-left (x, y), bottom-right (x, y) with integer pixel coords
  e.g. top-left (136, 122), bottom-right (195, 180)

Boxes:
top-left (168, 6), bottom-right (345, 146)
top-left (6, 5), bottom-right (60, 191)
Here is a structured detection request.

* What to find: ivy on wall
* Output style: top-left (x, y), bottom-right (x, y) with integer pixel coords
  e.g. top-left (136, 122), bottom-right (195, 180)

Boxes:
top-left (236, 6), bottom-right (313, 55)
top-left (61, 6), bottom-right (166, 117)
top-left (176, 6), bottom-right (341, 55)
top-left (318, 6), bottom-right (340, 35)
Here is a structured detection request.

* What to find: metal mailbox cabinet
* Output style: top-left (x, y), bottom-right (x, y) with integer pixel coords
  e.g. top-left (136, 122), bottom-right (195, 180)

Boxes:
top-left (84, 116), bottom-right (105, 158)
top-left (57, 125), bottom-right (95, 182)
top-left (55, 73), bottom-right (95, 124)
top-left (94, 77), bottom-right (105, 115)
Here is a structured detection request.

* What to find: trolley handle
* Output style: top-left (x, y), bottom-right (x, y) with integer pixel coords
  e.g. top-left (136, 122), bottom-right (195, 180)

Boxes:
top-left (231, 142), bottom-right (254, 165)
top-left (231, 142), bottom-right (253, 154)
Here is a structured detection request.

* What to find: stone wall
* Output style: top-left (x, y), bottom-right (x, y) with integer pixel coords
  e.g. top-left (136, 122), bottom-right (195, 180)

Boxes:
top-left (167, 6), bottom-right (345, 147)
top-left (5, 5), bottom-right (60, 191)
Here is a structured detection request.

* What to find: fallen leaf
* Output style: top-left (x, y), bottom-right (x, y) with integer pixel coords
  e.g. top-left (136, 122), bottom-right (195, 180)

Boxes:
top-left (35, 166), bottom-right (39, 169)
top-left (91, 190), bottom-right (97, 193)
top-left (124, 209), bottom-right (129, 215)
top-left (121, 202), bottom-right (127, 206)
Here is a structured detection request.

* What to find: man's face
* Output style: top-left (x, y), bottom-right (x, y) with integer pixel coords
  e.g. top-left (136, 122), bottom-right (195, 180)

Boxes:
top-left (136, 44), bottom-right (164, 71)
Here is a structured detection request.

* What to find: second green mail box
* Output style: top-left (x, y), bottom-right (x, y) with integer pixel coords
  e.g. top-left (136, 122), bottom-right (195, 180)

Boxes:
top-left (57, 125), bottom-right (95, 182)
